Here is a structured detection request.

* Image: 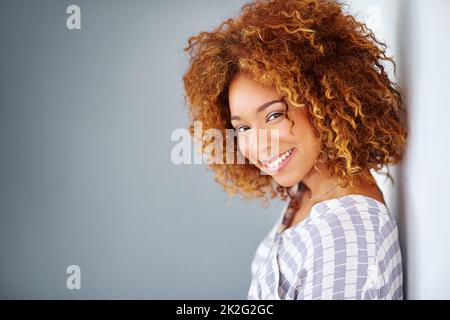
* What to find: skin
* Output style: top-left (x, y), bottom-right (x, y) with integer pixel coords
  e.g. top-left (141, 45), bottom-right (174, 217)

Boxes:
top-left (228, 72), bottom-right (385, 228)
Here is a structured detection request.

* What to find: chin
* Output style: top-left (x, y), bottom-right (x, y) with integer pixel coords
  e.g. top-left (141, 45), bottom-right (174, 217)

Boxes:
top-left (269, 164), bottom-right (312, 188)
top-left (271, 175), bottom-right (302, 188)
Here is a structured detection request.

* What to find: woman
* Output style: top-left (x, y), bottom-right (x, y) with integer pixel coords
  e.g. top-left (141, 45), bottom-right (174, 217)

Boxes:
top-left (182, 0), bottom-right (407, 300)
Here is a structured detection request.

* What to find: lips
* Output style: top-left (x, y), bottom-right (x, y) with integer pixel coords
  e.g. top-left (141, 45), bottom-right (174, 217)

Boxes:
top-left (260, 147), bottom-right (296, 174)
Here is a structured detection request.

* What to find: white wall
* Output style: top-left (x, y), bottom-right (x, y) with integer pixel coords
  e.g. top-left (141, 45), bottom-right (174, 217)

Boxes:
top-left (348, 0), bottom-right (450, 299)
top-left (399, 0), bottom-right (450, 299)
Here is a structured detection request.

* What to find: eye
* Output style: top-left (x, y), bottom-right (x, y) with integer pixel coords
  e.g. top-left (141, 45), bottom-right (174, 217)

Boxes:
top-left (235, 125), bottom-right (250, 133)
top-left (266, 112), bottom-right (284, 123)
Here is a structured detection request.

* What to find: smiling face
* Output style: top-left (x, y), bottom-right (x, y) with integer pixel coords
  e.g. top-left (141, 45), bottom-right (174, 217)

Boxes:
top-left (228, 72), bottom-right (321, 187)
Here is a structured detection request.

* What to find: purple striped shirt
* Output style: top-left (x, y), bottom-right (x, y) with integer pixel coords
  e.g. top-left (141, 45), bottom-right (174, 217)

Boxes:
top-left (247, 193), bottom-right (403, 300)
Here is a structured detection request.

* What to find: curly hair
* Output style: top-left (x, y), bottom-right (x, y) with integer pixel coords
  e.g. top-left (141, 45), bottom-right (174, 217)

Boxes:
top-left (182, 0), bottom-right (407, 206)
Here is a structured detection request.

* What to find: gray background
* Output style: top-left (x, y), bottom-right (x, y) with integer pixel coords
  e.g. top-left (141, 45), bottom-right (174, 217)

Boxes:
top-left (0, 0), bottom-right (279, 299)
top-left (1, 0), bottom-right (449, 299)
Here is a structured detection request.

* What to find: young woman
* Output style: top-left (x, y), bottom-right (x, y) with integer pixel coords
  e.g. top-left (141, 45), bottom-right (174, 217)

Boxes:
top-left (182, 0), bottom-right (407, 299)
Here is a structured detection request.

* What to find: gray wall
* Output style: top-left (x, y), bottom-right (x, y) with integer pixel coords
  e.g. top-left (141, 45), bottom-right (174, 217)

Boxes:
top-left (0, 0), bottom-right (280, 299)
top-left (1, 0), bottom-right (449, 299)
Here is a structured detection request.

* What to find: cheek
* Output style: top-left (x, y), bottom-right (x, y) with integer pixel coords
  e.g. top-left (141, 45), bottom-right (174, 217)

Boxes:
top-left (238, 138), bottom-right (249, 158)
top-left (237, 136), bottom-right (256, 163)
top-left (284, 112), bottom-right (320, 154)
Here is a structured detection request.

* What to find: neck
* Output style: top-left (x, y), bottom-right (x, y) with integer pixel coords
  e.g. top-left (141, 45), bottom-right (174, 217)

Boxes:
top-left (301, 162), bottom-right (339, 199)
top-left (300, 162), bottom-right (377, 203)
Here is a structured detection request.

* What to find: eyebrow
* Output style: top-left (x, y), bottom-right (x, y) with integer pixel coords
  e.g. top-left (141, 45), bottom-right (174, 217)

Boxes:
top-left (230, 99), bottom-right (284, 122)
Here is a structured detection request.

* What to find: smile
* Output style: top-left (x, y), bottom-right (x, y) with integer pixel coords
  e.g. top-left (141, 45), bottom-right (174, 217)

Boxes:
top-left (260, 147), bottom-right (297, 174)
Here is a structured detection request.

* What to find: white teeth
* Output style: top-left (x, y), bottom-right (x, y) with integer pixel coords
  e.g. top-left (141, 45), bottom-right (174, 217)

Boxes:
top-left (264, 148), bottom-right (293, 168)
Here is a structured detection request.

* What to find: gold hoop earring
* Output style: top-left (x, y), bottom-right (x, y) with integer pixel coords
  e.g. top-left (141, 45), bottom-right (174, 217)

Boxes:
top-left (313, 150), bottom-right (328, 172)
top-left (313, 159), bottom-right (322, 172)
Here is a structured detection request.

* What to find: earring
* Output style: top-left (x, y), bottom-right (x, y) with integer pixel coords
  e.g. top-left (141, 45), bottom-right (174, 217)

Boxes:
top-left (313, 159), bottom-right (322, 172)
top-left (313, 150), bottom-right (328, 172)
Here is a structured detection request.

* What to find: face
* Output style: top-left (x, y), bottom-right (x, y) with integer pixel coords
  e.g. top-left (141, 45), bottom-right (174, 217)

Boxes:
top-left (228, 72), bottom-right (321, 187)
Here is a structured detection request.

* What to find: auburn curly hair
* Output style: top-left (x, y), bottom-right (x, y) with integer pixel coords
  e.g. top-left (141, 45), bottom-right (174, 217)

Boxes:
top-left (182, 0), bottom-right (407, 206)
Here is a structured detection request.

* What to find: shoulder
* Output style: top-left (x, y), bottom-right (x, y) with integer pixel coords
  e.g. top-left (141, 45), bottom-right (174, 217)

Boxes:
top-left (289, 194), bottom-right (396, 267)
top-left (290, 195), bottom-right (401, 299)
top-left (307, 194), bottom-right (394, 240)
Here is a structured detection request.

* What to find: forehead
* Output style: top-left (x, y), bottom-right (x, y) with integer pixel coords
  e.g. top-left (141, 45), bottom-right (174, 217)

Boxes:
top-left (228, 73), bottom-right (280, 114)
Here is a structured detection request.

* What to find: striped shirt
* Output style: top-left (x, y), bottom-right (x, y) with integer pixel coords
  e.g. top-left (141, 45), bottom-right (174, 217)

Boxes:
top-left (247, 189), bottom-right (403, 300)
